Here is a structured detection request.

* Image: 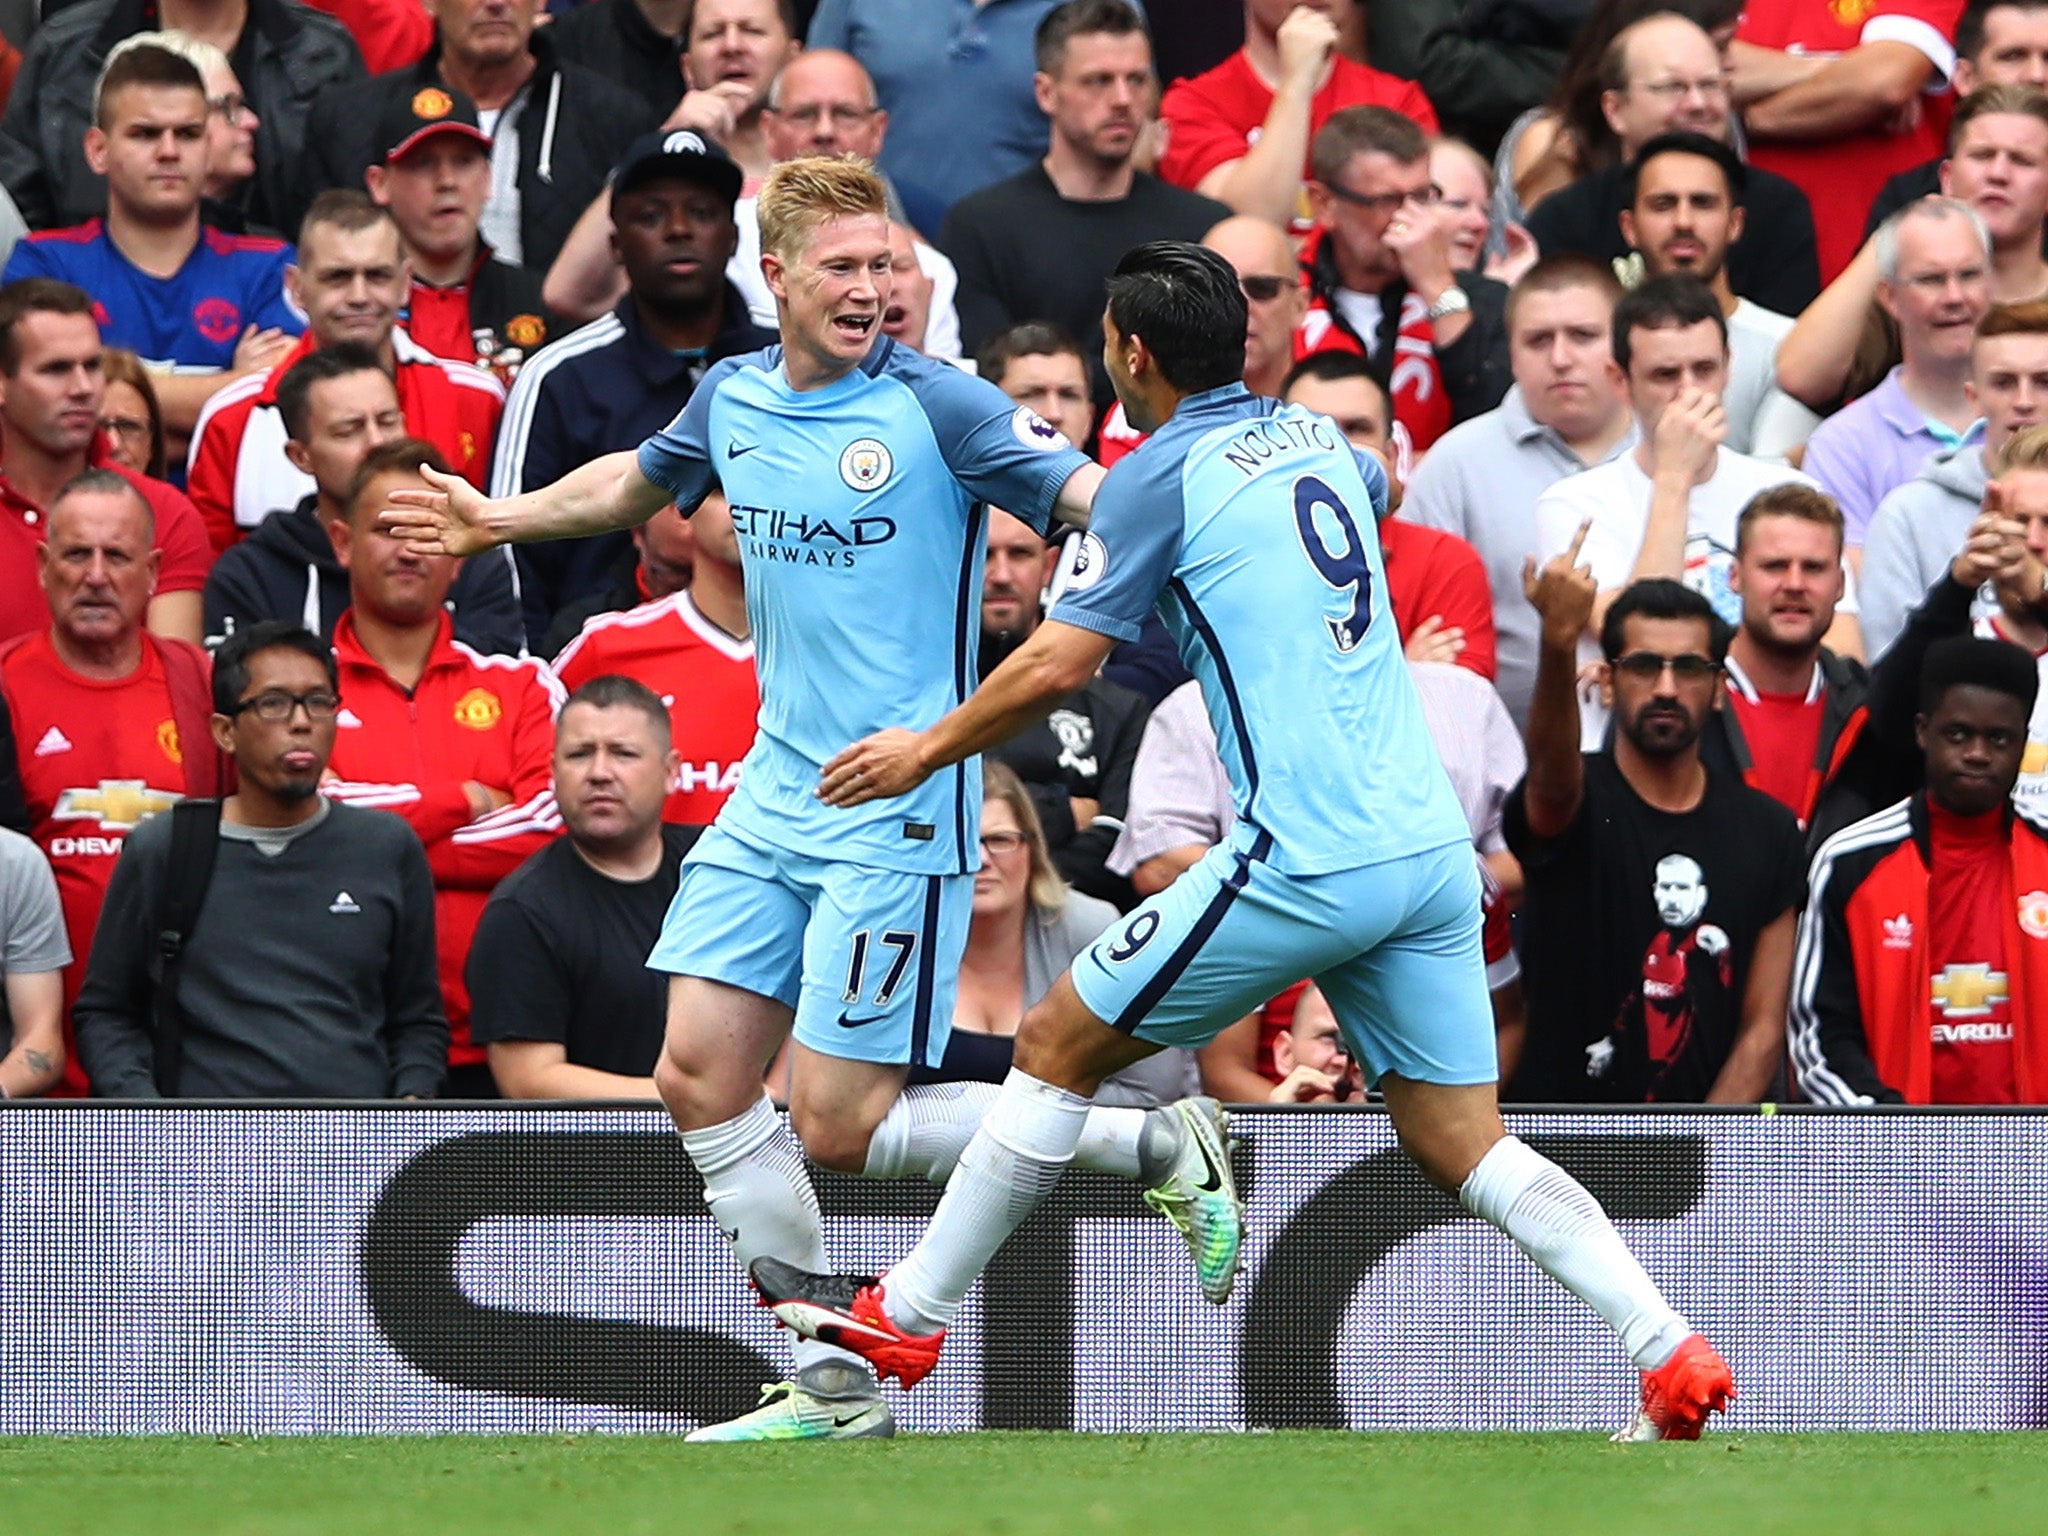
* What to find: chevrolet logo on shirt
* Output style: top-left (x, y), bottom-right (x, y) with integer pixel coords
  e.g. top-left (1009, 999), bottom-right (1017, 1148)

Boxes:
top-left (1931, 964), bottom-right (2009, 1020)
top-left (52, 780), bottom-right (182, 831)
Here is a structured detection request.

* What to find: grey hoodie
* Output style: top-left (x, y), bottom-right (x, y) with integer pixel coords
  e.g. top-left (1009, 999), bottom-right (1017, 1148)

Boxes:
top-left (1859, 442), bottom-right (1996, 660)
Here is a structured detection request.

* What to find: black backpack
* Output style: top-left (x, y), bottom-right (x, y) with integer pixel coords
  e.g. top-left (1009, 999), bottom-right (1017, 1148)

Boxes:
top-left (152, 799), bottom-right (223, 1096)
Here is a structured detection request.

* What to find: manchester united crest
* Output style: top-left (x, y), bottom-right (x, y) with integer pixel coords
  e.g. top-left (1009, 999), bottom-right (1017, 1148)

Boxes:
top-left (453, 687), bottom-right (502, 731)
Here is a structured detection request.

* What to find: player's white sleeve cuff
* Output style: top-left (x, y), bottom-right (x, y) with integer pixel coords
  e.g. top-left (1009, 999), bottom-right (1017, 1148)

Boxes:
top-left (1862, 15), bottom-right (1957, 85)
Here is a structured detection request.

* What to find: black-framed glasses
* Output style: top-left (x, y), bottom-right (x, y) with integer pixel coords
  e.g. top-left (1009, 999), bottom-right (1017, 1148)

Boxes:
top-left (770, 104), bottom-right (876, 129)
top-left (980, 829), bottom-right (1027, 855)
top-left (1321, 181), bottom-right (1441, 216)
top-left (1239, 273), bottom-right (1292, 302)
top-left (1612, 652), bottom-right (1720, 684)
top-left (227, 689), bottom-right (341, 723)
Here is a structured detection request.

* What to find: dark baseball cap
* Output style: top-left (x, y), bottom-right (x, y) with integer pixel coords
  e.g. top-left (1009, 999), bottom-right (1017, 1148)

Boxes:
top-left (610, 129), bottom-right (744, 208)
top-left (379, 84), bottom-right (492, 164)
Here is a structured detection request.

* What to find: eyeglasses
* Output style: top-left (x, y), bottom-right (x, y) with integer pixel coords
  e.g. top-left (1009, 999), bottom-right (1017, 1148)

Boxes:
top-left (99, 415), bottom-right (151, 442)
top-left (1633, 75), bottom-right (1729, 103)
top-left (207, 92), bottom-right (252, 125)
top-left (980, 829), bottom-right (1027, 855)
top-left (771, 104), bottom-right (875, 129)
top-left (227, 689), bottom-right (341, 723)
top-left (1612, 652), bottom-right (1720, 684)
top-left (1321, 181), bottom-right (1441, 216)
top-left (1239, 273), bottom-right (1292, 302)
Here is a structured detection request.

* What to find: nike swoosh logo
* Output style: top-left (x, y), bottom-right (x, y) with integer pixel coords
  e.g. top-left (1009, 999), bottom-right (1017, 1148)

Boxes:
top-left (728, 440), bottom-right (760, 458)
top-left (1192, 1131), bottom-right (1223, 1194)
top-left (838, 1010), bottom-right (885, 1028)
top-left (832, 1411), bottom-right (873, 1428)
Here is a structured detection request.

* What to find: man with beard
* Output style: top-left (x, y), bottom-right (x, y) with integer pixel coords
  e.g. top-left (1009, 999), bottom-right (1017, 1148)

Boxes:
top-left (71, 620), bottom-right (446, 1099)
top-left (979, 506), bottom-right (1151, 910)
top-left (1507, 563), bottom-right (1804, 1104)
top-left (1702, 486), bottom-right (1869, 831)
top-left (492, 130), bottom-right (772, 648)
top-left (1795, 635), bottom-right (2048, 1103)
top-left (1616, 133), bottom-right (1817, 459)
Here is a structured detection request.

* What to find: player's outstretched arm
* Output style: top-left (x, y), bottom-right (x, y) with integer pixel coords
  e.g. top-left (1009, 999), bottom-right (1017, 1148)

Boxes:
top-left (380, 454), bottom-right (673, 556)
top-left (1520, 519), bottom-right (1596, 840)
top-left (818, 619), bottom-right (1116, 807)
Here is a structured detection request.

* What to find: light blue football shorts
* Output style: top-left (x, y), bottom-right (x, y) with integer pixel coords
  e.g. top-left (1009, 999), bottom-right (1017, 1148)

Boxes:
top-left (647, 823), bottom-right (971, 1068)
top-left (1071, 837), bottom-right (1498, 1087)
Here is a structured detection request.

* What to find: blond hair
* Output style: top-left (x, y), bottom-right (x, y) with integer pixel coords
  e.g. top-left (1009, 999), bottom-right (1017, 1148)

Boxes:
top-left (757, 154), bottom-right (887, 264)
top-left (981, 760), bottom-right (1069, 916)
top-left (1995, 421), bottom-right (2048, 475)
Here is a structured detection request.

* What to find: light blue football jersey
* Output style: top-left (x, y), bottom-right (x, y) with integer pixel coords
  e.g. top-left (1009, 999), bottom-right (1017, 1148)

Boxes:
top-left (638, 338), bottom-right (1089, 874)
top-left (1049, 384), bottom-right (1469, 876)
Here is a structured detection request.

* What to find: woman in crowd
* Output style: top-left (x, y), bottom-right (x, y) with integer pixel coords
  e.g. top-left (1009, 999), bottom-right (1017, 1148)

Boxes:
top-left (99, 349), bottom-right (166, 481)
top-left (916, 762), bottom-right (1192, 1108)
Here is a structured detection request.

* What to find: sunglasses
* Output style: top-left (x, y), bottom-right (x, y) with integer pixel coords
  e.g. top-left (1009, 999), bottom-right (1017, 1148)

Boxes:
top-left (1239, 274), bottom-right (1292, 303)
top-left (1611, 652), bottom-right (1720, 684)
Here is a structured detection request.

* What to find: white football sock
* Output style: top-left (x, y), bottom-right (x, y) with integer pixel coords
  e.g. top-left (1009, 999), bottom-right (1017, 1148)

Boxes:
top-left (861, 1082), bottom-right (997, 1183)
top-left (882, 1069), bottom-right (1089, 1335)
top-left (862, 1082), bottom-right (1155, 1183)
top-left (678, 1094), bottom-right (863, 1375)
top-left (1459, 1135), bottom-right (1693, 1370)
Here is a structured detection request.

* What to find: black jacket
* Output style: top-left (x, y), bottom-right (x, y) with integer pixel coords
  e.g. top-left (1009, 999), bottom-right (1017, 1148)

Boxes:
top-left (202, 498), bottom-right (526, 657)
top-left (548, 0), bottom-right (687, 124)
top-left (0, 0), bottom-right (366, 233)
top-left (982, 632), bottom-right (1153, 912)
top-left (1527, 160), bottom-right (1823, 316)
top-left (1365, 0), bottom-right (1576, 155)
top-left (295, 30), bottom-right (650, 270)
top-left (1304, 238), bottom-right (1513, 430)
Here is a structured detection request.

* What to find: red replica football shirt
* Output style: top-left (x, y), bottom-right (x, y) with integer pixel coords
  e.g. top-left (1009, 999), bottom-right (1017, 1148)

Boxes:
top-left (323, 611), bottom-right (561, 1064)
top-left (1737, 0), bottom-right (1964, 280)
top-left (1728, 683), bottom-right (1828, 823)
top-left (551, 590), bottom-right (760, 826)
top-left (1, 632), bottom-right (187, 1091)
top-left (1160, 51), bottom-right (1439, 196)
top-left (1924, 802), bottom-right (2021, 1103)
top-left (1379, 516), bottom-right (1496, 681)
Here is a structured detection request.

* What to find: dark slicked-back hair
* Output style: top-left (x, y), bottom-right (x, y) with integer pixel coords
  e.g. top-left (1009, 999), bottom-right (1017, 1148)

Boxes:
top-left (212, 621), bottom-right (338, 715)
top-left (562, 674), bottom-right (673, 747)
top-left (1613, 273), bottom-right (1726, 373)
top-left (1958, 1), bottom-right (2048, 63)
top-left (977, 320), bottom-right (1089, 388)
top-left (0, 278), bottom-right (97, 373)
top-left (276, 341), bottom-right (389, 443)
top-left (1623, 130), bottom-right (1748, 207)
top-left (1106, 241), bottom-right (1245, 394)
top-left (1035, 0), bottom-right (1148, 74)
top-left (1921, 634), bottom-right (2042, 716)
top-left (1600, 578), bottom-right (1731, 663)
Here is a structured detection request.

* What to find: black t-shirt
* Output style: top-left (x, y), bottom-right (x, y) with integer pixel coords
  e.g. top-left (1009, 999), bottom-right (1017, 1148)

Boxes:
top-left (466, 825), bottom-right (701, 1075)
top-left (1503, 755), bottom-right (1805, 1104)
top-left (941, 165), bottom-right (1229, 403)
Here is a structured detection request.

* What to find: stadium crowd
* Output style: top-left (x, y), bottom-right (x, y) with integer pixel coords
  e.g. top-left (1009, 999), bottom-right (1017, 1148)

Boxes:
top-left (2, 0), bottom-right (2047, 1110)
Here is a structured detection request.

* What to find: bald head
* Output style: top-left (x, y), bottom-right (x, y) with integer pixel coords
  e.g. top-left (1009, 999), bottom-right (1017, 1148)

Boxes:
top-left (1200, 216), bottom-right (1304, 396)
top-left (1605, 15), bottom-right (1730, 156)
top-left (765, 49), bottom-right (886, 161)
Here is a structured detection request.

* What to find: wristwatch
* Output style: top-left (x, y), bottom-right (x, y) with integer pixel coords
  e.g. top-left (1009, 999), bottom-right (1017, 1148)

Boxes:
top-left (1426, 286), bottom-right (1471, 322)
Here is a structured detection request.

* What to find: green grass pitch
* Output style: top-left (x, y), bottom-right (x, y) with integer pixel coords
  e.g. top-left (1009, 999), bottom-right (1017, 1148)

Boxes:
top-left (5, 1432), bottom-right (2046, 1536)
